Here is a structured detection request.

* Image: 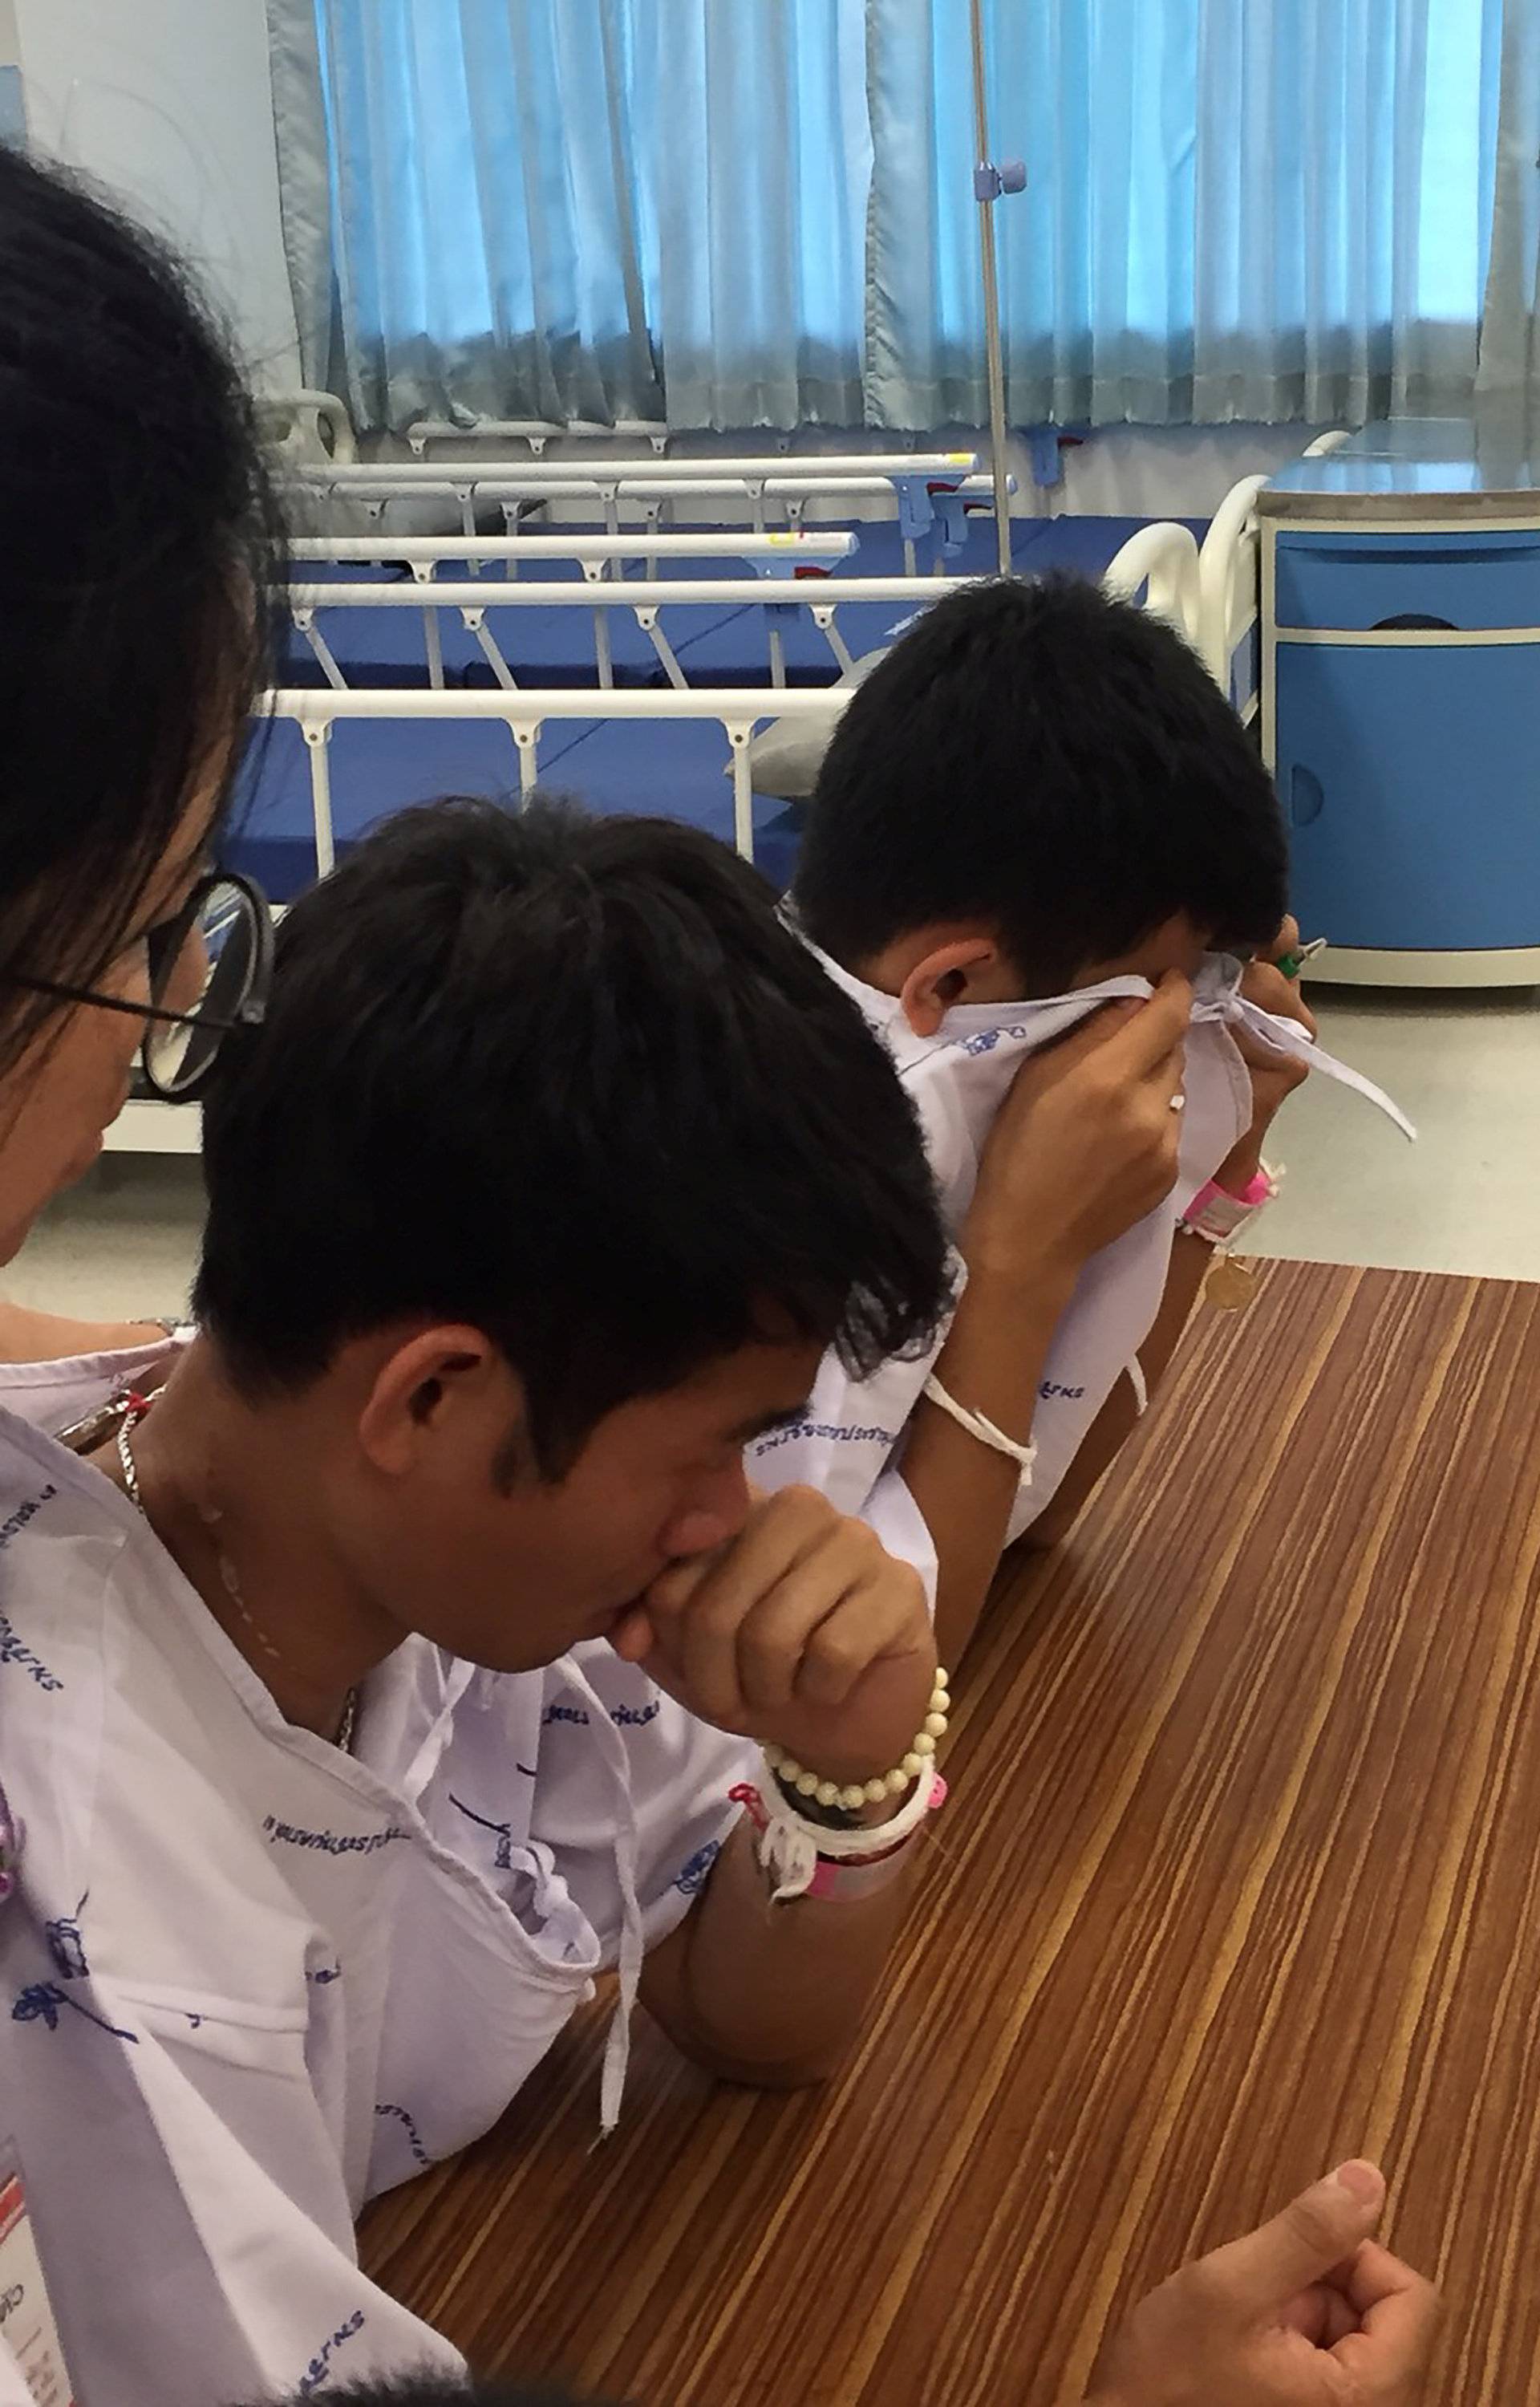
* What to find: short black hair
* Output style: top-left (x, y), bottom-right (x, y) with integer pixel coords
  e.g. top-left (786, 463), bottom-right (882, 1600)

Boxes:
top-left (794, 574), bottom-right (1287, 994)
top-left (0, 145), bottom-right (281, 1076)
top-left (195, 798), bottom-right (950, 1477)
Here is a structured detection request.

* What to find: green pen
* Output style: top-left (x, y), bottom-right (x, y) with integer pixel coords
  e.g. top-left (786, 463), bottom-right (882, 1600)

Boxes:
top-left (1275, 936), bottom-right (1327, 980)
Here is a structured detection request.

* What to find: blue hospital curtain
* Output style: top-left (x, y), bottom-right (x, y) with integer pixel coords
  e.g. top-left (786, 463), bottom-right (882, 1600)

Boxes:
top-left (864, 0), bottom-right (1502, 428)
top-left (270, 0), bottom-right (1507, 434)
top-left (1479, 0), bottom-right (1540, 397)
top-left (269, 0), bottom-right (869, 433)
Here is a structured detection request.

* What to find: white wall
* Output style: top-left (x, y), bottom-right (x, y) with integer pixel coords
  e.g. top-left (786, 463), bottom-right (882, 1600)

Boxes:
top-left (13, 0), bottom-right (300, 388)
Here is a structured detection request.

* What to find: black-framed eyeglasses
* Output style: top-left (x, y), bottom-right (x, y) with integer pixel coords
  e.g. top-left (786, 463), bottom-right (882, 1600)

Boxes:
top-left (6, 869), bottom-right (274, 1102)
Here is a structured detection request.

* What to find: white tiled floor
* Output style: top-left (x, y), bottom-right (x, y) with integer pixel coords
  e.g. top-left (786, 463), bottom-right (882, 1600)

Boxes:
top-left (1242, 987), bottom-right (1540, 1285)
top-left (5, 1155), bottom-right (206, 1323)
top-left (4, 988), bottom-right (1540, 1326)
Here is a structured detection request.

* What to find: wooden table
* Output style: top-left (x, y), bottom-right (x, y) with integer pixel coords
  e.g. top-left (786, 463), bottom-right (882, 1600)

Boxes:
top-left (362, 1261), bottom-right (1540, 2405)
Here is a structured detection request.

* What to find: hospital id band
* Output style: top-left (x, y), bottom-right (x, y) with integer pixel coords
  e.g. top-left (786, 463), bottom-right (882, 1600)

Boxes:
top-left (1181, 1162), bottom-right (1280, 1246)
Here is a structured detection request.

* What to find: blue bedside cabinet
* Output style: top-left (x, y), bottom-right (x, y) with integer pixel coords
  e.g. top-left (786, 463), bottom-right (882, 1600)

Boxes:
top-left (1260, 422), bottom-right (1540, 985)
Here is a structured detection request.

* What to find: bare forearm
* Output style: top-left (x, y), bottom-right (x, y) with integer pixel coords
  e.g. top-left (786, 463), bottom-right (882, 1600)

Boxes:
top-left (1023, 1228), bottom-right (1210, 1549)
top-left (902, 1252), bottom-right (1076, 1666)
top-left (641, 1812), bottom-right (913, 2086)
top-left (0, 1301), bottom-right (174, 1363)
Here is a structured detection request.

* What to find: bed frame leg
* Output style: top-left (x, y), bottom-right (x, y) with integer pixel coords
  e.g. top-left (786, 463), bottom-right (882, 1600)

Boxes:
top-left (766, 617), bottom-right (787, 690)
top-left (593, 608), bottom-right (614, 689)
top-left (423, 605), bottom-right (444, 691)
top-left (727, 723), bottom-right (754, 862)
top-left (295, 609), bottom-right (348, 692)
top-left (638, 607), bottom-right (687, 691)
top-left (513, 721), bottom-right (541, 802)
top-left (303, 722), bottom-right (336, 877)
top-left (465, 609), bottom-right (519, 689)
top-left (815, 606), bottom-right (855, 676)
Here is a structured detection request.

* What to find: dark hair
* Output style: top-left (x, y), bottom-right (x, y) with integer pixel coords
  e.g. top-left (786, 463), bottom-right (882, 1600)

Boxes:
top-left (195, 798), bottom-right (950, 1477)
top-left (0, 144), bottom-right (282, 1078)
top-left (795, 574), bottom-right (1288, 994)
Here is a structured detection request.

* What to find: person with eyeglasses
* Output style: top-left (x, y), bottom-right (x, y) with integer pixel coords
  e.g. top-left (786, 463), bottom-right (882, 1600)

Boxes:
top-left (0, 148), bottom-right (278, 1420)
top-left (0, 145), bottom-right (1436, 2407)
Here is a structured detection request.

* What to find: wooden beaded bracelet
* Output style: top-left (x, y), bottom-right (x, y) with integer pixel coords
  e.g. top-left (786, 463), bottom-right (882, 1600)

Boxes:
top-left (763, 1667), bottom-right (950, 1820)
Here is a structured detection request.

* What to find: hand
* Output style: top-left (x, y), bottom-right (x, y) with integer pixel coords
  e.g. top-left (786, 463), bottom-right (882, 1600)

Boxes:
top-left (1088, 2161), bottom-right (1440, 2407)
top-left (1221, 918), bottom-right (1317, 1184)
top-left (610, 1485), bottom-right (936, 1791)
top-left (965, 972), bottom-right (1193, 1282)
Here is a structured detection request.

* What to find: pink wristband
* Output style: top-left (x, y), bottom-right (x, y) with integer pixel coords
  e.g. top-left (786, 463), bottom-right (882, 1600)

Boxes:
top-left (1189, 1167), bottom-right (1275, 1216)
top-left (1182, 1163), bottom-right (1279, 1245)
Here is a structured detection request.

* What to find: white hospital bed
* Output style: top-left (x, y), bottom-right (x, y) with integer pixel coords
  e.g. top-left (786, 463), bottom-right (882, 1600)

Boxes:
top-left (407, 416), bottom-right (671, 457)
top-left (286, 532), bottom-right (857, 580)
top-left (1197, 433), bottom-right (1352, 714)
top-left (283, 571), bottom-right (958, 692)
top-left (111, 681), bottom-right (845, 1157)
top-left (290, 456), bottom-right (1004, 572)
top-left (270, 683), bottom-right (844, 875)
top-left (303, 451), bottom-right (979, 490)
top-left (113, 530), bottom-right (1167, 1155)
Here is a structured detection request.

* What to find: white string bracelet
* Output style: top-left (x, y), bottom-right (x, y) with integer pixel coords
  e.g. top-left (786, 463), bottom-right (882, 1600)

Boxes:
top-left (734, 1757), bottom-right (946, 1904)
top-left (736, 1670), bottom-right (952, 1904)
top-left (922, 1373), bottom-right (1035, 1484)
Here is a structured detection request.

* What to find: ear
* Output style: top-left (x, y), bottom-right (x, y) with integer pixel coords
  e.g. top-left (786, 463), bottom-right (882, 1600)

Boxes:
top-left (898, 936), bottom-right (1006, 1037)
top-left (356, 1325), bottom-right (519, 1481)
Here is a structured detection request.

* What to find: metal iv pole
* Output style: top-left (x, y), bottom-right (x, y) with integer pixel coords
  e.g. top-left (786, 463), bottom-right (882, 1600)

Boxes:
top-left (967, 0), bottom-right (1024, 575)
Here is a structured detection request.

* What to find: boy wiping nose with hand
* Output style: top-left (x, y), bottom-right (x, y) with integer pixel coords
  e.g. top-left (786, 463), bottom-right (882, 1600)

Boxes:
top-left (756, 575), bottom-right (1411, 1664)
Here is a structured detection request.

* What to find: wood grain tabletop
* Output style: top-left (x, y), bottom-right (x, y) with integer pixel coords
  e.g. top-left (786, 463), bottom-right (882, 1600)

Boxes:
top-left (362, 1260), bottom-right (1540, 2405)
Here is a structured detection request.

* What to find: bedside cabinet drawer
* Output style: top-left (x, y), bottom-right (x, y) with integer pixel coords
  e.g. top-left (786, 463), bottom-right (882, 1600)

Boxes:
top-left (1276, 642), bottom-right (1540, 952)
top-left (1272, 530), bottom-right (1540, 631)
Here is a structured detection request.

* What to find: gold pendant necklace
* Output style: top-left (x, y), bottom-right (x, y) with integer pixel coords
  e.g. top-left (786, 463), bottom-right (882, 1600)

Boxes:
top-left (116, 1401), bottom-right (359, 1756)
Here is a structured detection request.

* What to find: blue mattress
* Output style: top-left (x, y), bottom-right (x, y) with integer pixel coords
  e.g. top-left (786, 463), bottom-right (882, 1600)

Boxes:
top-left (228, 712), bottom-right (800, 900)
top-left (539, 718), bottom-right (804, 891)
top-left (1013, 513), bottom-right (1207, 581)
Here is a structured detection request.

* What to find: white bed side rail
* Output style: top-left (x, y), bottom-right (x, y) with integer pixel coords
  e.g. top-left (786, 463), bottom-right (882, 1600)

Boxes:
top-left (302, 450), bottom-right (978, 489)
top-left (286, 532), bottom-right (856, 578)
top-left (1196, 478), bottom-right (1270, 688)
top-left (1103, 523), bottom-right (1202, 642)
top-left (264, 684), bottom-right (845, 875)
top-left (282, 572), bottom-right (956, 695)
top-left (290, 469), bottom-right (1010, 565)
top-left (1196, 433), bottom-right (1351, 695)
top-left (407, 417), bottom-right (671, 456)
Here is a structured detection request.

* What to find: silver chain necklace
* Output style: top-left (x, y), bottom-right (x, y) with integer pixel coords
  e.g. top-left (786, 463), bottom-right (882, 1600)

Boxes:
top-left (116, 1404), bottom-right (359, 1756)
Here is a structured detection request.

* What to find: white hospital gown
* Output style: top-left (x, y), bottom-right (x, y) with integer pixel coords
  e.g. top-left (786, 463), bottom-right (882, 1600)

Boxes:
top-left (0, 1385), bottom-right (756, 2407)
top-left (755, 949), bottom-right (1411, 1542)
